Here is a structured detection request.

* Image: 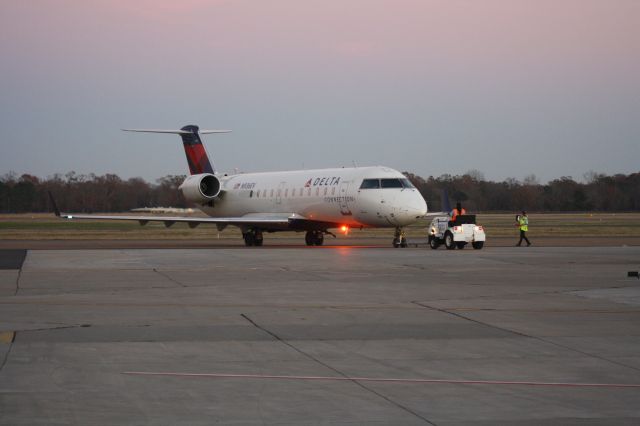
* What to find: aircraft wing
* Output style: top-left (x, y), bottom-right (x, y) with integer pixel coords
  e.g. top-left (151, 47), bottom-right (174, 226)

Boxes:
top-left (54, 212), bottom-right (298, 228)
top-left (424, 211), bottom-right (448, 217)
top-left (49, 191), bottom-right (297, 228)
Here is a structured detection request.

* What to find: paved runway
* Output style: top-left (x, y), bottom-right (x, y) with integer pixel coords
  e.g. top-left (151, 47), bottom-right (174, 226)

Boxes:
top-left (1, 246), bottom-right (640, 425)
top-left (1, 235), bottom-right (640, 250)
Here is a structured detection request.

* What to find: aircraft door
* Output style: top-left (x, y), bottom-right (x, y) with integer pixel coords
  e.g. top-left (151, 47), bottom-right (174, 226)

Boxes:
top-left (339, 181), bottom-right (352, 216)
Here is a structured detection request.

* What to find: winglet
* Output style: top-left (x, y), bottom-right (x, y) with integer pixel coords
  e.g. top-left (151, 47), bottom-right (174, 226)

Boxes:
top-left (48, 191), bottom-right (61, 217)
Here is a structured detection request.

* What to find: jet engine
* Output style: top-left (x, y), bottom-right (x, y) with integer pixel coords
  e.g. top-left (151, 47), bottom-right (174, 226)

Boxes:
top-left (179, 173), bottom-right (221, 204)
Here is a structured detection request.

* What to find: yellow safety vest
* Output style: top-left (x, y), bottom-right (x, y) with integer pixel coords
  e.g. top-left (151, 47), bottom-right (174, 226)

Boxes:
top-left (519, 216), bottom-right (529, 232)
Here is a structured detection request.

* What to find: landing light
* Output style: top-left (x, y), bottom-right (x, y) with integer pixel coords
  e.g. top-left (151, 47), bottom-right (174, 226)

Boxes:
top-left (340, 225), bottom-right (349, 234)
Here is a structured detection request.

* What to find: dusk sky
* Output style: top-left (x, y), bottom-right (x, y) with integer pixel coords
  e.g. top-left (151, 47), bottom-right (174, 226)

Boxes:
top-left (1, 0), bottom-right (638, 183)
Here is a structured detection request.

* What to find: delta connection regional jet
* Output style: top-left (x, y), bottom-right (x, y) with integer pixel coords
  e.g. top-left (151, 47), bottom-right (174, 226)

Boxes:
top-left (52, 125), bottom-right (428, 247)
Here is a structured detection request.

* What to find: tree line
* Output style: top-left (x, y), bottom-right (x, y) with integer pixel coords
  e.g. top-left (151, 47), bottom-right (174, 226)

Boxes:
top-left (0, 170), bottom-right (638, 213)
top-left (0, 172), bottom-right (187, 213)
top-left (403, 170), bottom-right (640, 212)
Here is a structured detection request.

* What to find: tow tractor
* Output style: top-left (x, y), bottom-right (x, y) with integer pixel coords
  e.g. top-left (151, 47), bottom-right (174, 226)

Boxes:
top-left (428, 214), bottom-right (485, 250)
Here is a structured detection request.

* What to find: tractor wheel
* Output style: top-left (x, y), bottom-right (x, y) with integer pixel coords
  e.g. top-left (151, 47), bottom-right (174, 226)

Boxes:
top-left (429, 236), bottom-right (440, 250)
top-left (444, 233), bottom-right (455, 250)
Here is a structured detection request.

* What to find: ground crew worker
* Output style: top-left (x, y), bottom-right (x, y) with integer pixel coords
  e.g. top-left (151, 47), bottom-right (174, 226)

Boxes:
top-left (450, 202), bottom-right (466, 222)
top-left (516, 210), bottom-right (531, 246)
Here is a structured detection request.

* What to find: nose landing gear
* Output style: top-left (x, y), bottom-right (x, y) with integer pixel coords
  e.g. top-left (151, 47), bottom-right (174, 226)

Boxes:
top-left (305, 230), bottom-right (325, 246)
top-left (392, 227), bottom-right (408, 248)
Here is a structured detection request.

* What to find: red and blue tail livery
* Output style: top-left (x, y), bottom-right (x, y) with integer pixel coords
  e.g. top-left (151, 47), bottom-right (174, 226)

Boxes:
top-left (121, 126), bottom-right (231, 175)
top-left (179, 125), bottom-right (214, 175)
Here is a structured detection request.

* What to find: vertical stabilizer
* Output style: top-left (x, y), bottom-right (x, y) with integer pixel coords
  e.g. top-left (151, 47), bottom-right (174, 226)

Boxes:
top-left (441, 189), bottom-right (452, 213)
top-left (179, 125), bottom-right (214, 175)
top-left (122, 125), bottom-right (231, 175)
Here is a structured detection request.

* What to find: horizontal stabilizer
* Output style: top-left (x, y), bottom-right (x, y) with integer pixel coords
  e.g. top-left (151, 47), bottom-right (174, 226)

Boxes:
top-left (123, 124), bottom-right (229, 175)
top-left (122, 129), bottom-right (231, 135)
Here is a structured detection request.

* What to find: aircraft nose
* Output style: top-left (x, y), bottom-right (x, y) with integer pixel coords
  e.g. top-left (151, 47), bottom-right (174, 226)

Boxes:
top-left (403, 191), bottom-right (427, 216)
top-left (392, 192), bottom-right (427, 225)
top-left (412, 194), bottom-right (428, 217)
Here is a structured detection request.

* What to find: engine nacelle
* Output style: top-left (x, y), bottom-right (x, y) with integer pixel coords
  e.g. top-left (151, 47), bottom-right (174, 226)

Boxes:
top-left (179, 173), bottom-right (221, 204)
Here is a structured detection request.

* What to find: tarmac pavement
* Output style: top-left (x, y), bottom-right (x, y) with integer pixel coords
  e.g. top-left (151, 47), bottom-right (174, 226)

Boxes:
top-left (1, 246), bottom-right (640, 425)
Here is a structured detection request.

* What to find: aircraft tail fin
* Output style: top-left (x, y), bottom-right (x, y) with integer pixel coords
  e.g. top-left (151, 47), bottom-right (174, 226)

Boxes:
top-left (441, 189), bottom-right (452, 213)
top-left (48, 191), bottom-right (61, 217)
top-left (122, 125), bottom-right (231, 175)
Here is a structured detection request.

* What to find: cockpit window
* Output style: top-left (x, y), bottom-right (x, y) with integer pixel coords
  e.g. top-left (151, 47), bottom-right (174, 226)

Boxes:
top-left (360, 178), bottom-right (380, 189)
top-left (361, 178), bottom-right (416, 189)
top-left (400, 178), bottom-right (415, 188)
top-left (380, 178), bottom-right (404, 188)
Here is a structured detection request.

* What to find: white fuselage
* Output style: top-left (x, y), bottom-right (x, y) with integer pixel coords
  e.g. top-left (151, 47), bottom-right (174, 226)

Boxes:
top-left (200, 166), bottom-right (428, 229)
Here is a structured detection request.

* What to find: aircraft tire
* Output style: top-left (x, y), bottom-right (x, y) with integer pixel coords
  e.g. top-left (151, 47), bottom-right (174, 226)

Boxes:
top-left (456, 242), bottom-right (466, 249)
top-left (305, 231), bottom-right (314, 246)
top-left (243, 232), bottom-right (255, 247)
top-left (472, 241), bottom-right (484, 250)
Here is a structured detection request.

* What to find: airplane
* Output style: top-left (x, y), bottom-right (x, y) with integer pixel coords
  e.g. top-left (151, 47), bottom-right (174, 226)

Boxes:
top-left (51, 125), bottom-right (428, 247)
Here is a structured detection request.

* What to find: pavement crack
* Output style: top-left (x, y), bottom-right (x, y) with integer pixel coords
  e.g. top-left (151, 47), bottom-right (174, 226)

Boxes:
top-left (240, 313), bottom-right (437, 425)
top-left (412, 301), bottom-right (532, 338)
top-left (19, 324), bottom-right (92, 333)
top-left (14, 266), bottom-right (22, 296)
top-left (412, 301), bottom-right (640, 374)
top-left (153, 269), bottom-right (187, 288)
top-left (0, 331), bottom-right (17, 374)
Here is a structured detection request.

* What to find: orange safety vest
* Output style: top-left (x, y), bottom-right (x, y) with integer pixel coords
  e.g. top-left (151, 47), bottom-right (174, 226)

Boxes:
top-left (451, 208), bottom-right (466, 221)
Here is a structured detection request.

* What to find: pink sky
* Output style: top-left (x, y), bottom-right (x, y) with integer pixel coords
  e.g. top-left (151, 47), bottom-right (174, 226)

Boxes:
top-left (1, 0), bottom-right (638, 181)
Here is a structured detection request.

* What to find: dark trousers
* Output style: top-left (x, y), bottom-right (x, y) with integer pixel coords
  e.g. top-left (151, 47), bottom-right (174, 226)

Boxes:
top-left (518, 230), bottom-right (530, 246)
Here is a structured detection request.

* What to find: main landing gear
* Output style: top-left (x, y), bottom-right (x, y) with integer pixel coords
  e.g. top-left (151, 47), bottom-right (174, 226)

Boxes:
top-left (305, 230), bottom-right (324, 246)
top-left (393, 227), bottom-right (408, 248)
top-left (243, 229), bottom-right (263, 246)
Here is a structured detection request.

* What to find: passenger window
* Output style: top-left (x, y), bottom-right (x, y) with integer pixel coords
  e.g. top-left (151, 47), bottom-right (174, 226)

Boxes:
top-left (307, 188), bottom-right (311, 196)
top-left (331, 187), bottom-right (336, 195)
top-left (360, 179), bottom-right (380, 189)
top-left (299, 188), bottom-right (303, 196)
top-left (270, 189), bottom-right (274, 197)
top-left (381, 178), bottom-right (403, 188)
top-left (250, 190), bottom-right (253, 198)
top-left (316, 187), bottom-right (320, 196)
top-left (324, 187), bottom-right (328, 195)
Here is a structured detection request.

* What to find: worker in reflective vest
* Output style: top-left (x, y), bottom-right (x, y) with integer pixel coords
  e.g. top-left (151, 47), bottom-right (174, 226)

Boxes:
top-left (450, 202), bottom-right (466, 222)
top-left (516, 211), bottom-right (531, 247)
